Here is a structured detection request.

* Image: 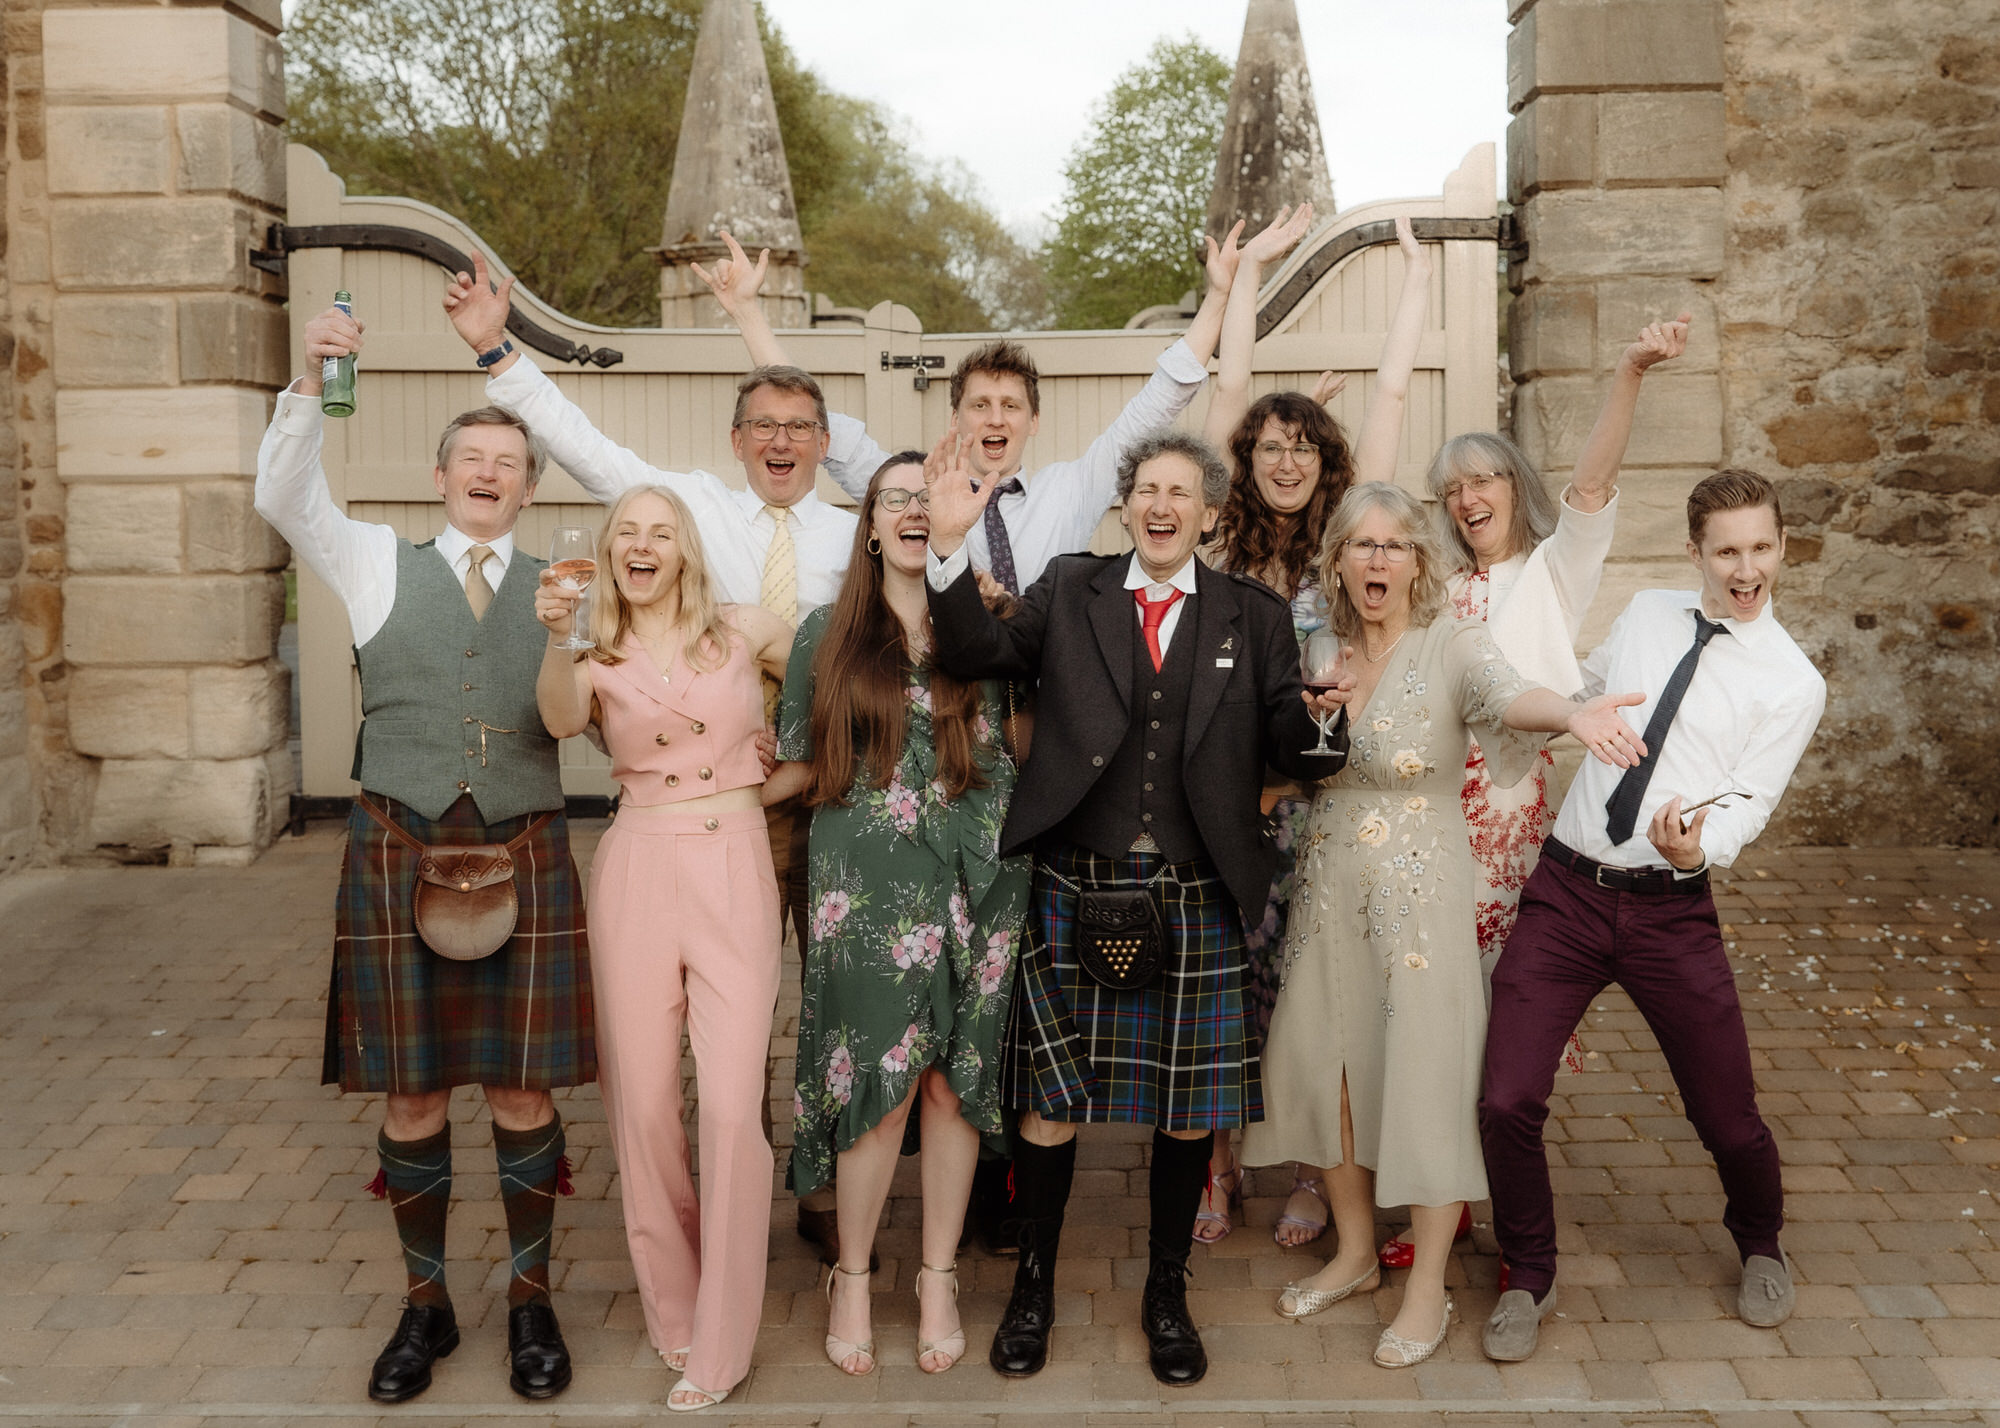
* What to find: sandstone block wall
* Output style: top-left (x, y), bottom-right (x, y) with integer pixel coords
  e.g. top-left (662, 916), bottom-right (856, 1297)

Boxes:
top-left (1508, 0), bottom-right (2000, 847)
top-left (1718, 0), bottom-right (1999, 845)
top-left (4, 0), bottom-right (290, 868)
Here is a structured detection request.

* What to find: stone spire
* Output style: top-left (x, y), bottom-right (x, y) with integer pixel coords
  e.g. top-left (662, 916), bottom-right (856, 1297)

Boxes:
top-left (655, 0), bottom-right (808, 328)
top-left (1206, 0), bottom-right (1336, 243)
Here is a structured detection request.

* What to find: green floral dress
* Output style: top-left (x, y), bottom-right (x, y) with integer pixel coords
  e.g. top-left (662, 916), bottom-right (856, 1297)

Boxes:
top-left (777, 605), bottom-right (1032, 1196)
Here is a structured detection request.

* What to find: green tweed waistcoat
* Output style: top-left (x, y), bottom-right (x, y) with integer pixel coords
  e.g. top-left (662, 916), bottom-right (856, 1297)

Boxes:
top-left (351, 539), bottom-right (562, 822)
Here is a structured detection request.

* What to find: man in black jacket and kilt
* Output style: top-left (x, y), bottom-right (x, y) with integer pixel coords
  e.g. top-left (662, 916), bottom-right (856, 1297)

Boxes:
top-left (924, 429), bottom-right (1348, 1386)
top-left (255, 306), bottom-right (590, 1404)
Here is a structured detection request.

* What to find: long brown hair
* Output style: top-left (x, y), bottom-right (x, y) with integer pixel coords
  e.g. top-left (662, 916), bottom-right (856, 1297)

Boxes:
top-left (1211, 391), bottom-right (1355, 597)
top-left (804, 456), bottom-right (991, 808)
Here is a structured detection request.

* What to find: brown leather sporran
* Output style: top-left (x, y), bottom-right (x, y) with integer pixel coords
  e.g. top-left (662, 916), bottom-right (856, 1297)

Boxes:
top-left (360, 796), bottom-right (553, 961)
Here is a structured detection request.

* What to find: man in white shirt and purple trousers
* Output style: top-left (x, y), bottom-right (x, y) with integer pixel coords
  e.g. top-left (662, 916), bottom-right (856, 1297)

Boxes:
top-left (1479, 468), bottom-right (1827, 1362)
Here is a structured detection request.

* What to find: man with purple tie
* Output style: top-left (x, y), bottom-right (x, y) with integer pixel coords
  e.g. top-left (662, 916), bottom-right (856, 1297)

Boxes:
top-left (1478, 468), bottom-right (1826, 1362)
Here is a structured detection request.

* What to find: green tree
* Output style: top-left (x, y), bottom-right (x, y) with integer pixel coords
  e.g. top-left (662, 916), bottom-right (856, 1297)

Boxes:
top-left (284, 0), bottom-right (1041, 330)
top-left (1041, 35), bottom-right (1232, 330)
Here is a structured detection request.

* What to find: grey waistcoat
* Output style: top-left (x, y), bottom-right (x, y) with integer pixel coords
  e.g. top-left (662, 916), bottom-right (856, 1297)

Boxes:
top-left (351, 539), bottom-right (561, 823)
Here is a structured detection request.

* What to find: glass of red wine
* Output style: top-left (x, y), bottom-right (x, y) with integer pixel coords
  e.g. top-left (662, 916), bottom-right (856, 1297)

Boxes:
top-left (548, 526), bottom-right (598, 652)
top-left (1300, 631), bottom-right (1347, 755)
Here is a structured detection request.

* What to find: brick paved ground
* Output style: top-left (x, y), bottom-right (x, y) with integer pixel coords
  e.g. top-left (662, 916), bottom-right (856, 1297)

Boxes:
top-left (0, 828), bottom-right (1994, 1427)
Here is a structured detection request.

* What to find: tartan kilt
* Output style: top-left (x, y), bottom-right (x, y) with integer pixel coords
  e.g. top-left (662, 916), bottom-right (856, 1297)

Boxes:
top-left (1007, 842), bottom-right (1259, 1130)
top-left (323, 793), bottom-right (596, 1094)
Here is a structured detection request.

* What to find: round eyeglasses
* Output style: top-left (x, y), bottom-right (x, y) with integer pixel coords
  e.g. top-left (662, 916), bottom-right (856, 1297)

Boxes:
top-left (874, 487), bottom-right (930, 512)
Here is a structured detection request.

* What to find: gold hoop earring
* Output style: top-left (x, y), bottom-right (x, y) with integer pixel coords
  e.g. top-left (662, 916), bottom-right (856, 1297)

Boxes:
top-left (867, 535), bottom-right (881, 555)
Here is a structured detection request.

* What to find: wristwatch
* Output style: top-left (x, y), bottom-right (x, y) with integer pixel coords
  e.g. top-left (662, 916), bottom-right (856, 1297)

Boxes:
top-left (475, 338), bottom-right (514, 369)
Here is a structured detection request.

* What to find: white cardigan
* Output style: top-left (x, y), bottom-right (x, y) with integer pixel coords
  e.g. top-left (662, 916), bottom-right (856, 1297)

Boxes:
top-left (1458, 488), bottom-right (1618, 698)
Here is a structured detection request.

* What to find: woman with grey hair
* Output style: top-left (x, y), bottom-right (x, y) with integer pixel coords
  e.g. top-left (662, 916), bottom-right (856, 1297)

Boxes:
top-left (1241, 482), bottom-right (1645, 1368)
top-left (1430, 317), bottom-right (1691, 984)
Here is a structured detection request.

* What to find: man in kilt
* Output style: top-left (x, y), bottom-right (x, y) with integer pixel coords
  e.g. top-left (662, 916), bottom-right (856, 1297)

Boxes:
top-left (256, 306), bottom-right (591, 1403)
top-left (924, 429), bottom-right (1349, 1385)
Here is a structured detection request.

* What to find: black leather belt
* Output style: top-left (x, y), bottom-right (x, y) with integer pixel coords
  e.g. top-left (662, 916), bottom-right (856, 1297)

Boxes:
top-left (1544, 838), bottom-right (1707, 895)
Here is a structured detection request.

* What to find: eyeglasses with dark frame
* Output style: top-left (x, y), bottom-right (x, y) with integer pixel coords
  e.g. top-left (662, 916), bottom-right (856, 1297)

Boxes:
top-left (874, 487), bottom-right (931, 512)
top-left (1343, 538), bottom-right (1416, 563)
top-left (736, 417), bottom-right (826, 441)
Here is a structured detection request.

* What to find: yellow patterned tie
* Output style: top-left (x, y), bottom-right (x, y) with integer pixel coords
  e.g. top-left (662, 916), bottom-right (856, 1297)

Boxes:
top-left (759, 507), bottom-right (798, 722)
top-left (464, 544), bottom-right (496, 620)
top-left (759, 506), bottom-right (799, 623)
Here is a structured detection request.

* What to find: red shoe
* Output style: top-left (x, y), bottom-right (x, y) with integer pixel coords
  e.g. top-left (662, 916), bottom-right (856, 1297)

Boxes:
top-left (1497, 1260), bottom-right (1510, 1293)
top-left (1376, 1204), bottom-right (1474, 1269)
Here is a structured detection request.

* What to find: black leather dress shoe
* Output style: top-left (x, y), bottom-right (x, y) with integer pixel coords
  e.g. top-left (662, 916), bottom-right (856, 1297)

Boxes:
top-left (1141, 1260), bottom-right (1207, 1386)
top-left (367, 1301), bottom-right (459, 1403)
top-left (506, 1300), bottom-right (573, 1400)
top-left (989, 1247), bottom-right (1055, 1377)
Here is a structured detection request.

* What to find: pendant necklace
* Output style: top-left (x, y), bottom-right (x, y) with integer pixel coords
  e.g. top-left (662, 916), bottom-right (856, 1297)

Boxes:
top-left (1363, 627), bottom-right (1408, 664)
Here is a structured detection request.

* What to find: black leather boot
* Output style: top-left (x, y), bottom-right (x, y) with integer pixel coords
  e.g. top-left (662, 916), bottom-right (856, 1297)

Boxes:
top-left (989, 1224), bottom-right (1057, 1376)
top-left (505, 1300), bottom-right (572, 1399)
top-left (987, 1134), bottom-right (1074, 1377)
top-left (367, 1300), bottom-right (459, 1403)
top-left (1141, 1257), bottom-right (1207, 1386)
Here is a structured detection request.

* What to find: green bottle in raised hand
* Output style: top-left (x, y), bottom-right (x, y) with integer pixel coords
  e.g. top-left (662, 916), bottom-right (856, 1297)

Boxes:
top-left (321, 290), bottom-right (358, 418)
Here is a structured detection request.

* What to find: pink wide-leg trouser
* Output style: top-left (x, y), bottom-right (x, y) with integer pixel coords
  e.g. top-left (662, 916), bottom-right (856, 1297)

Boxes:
top-left (587, 802), bottom-right (781, 1394)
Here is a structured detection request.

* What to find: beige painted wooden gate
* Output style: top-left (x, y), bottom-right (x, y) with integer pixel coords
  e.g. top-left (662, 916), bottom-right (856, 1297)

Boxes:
top-left (279, 142), bottom-right (1499, 799)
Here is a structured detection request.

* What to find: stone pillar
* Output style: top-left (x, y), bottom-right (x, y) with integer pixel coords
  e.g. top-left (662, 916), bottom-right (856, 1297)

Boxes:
top-left (1506, 0), bottom-right (1727, 640)
top-left (1205, 0), bottom-right (1336, 244)
top-left (655, 0), bottom-right (808, 329)
top-left (26, 0), bottom-right (291, 865)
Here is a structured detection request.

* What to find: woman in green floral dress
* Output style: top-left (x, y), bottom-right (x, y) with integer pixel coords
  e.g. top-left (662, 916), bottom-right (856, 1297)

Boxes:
top-left (766, 452), bottom-right (1030, 1379)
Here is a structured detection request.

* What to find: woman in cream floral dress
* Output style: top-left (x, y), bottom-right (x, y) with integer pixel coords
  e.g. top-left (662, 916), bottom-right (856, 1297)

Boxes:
top-left (1241, 484), bottom-right (1643, 1368)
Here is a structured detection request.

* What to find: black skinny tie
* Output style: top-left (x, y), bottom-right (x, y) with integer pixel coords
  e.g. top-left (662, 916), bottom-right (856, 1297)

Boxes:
top-left (1603, 610), bottom-right (1728, 846)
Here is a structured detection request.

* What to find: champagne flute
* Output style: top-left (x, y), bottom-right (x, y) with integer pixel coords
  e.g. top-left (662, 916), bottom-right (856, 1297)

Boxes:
top-left (1300, 632), bottom-right (1348, 755)
top-left (547, 526), bottom-right (598, 652)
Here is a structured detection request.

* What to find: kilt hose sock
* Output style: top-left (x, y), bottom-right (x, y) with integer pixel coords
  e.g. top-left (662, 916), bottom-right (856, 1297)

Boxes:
top-left (493, 1113), bottom-right (568, 1307)
top-left (1147, 1129), bottom-right (1214, 1267)
top-left (1009, 1135), bottom-right (1077, 1283)
top-left (377, 1127), bottom-right (452, 1307)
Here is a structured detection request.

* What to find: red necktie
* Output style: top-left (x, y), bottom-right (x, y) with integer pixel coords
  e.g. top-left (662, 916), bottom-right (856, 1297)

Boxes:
top-left (1135, 588), bottom-right (1184, 673)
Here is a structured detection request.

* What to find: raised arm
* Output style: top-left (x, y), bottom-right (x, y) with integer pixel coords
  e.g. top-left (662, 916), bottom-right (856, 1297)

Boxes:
top-left (692, 229), bottom-right (792, 370)
top-left (533, 572), bottom-right (594, 739)
top-left (1349, 217), bottom-right (1434, 486)
top-left (253, 307), bottom-right (398, 640)
top-left (1206, 204), bottom-right (1315, 449)
top-left (1568, 312), bottom-right (1691, 512)
top-left (693, 229), bottom-right (884, 504)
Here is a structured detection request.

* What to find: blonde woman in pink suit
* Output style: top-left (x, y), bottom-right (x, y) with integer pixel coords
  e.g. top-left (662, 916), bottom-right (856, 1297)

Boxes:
top-left (535, 484), bottom-right (793, 1413)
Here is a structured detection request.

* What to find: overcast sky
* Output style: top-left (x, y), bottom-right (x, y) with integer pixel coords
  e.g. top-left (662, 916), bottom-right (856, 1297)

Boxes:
top-left (758, 0), bottom-right (1511, 234)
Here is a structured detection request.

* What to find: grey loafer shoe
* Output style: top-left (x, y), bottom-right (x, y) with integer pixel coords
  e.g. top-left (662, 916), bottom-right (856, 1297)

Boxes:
top-left (1738, 1251), bottom-right (1795, 1327)
top-left (1482, 1285), bottom-right (1556, 1361)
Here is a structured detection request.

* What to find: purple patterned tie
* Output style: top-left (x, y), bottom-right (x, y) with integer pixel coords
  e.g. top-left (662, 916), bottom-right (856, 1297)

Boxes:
top-left (981, 476), bottom-right (1025, 594)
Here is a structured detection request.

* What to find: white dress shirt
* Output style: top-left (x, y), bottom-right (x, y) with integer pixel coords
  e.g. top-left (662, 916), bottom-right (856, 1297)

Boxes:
top-left (831, 338), bottom-right (1210, 586)
top-left (1553, 588), bottom-right (1826, 870)
top-left (254, 387), bottom-right (516, 646)
top-left (927, 544), bottom-right (1199, 652)
top-left (486, 353), bottom-right (857, 613)
top-left (1465, 486), bottom-right (1618, 696)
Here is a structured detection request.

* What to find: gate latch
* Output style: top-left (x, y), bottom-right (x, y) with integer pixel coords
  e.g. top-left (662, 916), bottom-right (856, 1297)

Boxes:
top-left (881, 351), bottom-right (946, 391)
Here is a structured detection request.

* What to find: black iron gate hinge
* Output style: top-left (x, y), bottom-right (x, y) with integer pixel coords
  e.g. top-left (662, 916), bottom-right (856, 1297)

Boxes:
top-left (251, 222), bottom-right (625, 368)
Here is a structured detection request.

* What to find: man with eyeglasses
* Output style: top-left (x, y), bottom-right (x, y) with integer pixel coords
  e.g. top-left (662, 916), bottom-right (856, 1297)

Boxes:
top-left (693, 230), bottom-right (1227, 596)
top-left (445, 253), bottom-right (854, 616)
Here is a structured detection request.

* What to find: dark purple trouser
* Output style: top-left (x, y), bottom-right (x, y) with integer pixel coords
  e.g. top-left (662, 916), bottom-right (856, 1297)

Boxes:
top-left (1478, 853), bottom-right (1784, 1297)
